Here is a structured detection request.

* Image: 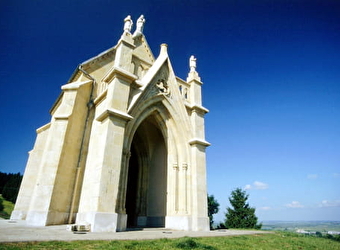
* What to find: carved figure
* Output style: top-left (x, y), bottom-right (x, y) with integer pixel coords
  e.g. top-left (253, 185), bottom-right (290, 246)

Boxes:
top-left (123, 15), bottom-right (133, 33)
top-left (156, 79), bottom-right (170, 96)
top-left (136, 15), bottom-right (145, 33)
top-left (189, 55), bottom-right (196, 72)
top-left (133, 15), bottom-right (145, 38)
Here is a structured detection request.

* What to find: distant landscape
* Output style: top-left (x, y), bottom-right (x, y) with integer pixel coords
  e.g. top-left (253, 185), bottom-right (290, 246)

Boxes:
top-left (262, 220), bottom-right (340, 233)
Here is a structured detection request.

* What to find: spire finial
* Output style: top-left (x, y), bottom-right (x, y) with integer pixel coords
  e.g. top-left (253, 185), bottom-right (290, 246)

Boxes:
top-left (160, 43), bottom-right (168, 55)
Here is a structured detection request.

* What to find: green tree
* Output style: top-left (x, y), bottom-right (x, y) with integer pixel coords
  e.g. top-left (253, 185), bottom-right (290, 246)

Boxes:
top-left (0, 172), bottom-right (12, 193)
top-left (0, 197), bottom-right (4, 212)
top-left (207, 194), bottom-right (219, 229)
top-left (223, 188), bottom-right (262, 229)
top-left (2, 173), bottom-right (22, 203)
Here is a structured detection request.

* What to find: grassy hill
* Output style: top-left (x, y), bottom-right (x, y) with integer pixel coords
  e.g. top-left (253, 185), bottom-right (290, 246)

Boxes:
top-left (0, 195), bottom-right (14, 219)
top-left (1, 232), bottom-right (340, 249)
top-left (0, 199), bottom-right (339, 249)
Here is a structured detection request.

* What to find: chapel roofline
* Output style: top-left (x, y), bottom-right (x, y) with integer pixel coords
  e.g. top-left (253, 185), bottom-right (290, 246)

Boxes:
top-left (67, 15), bottom-right (154, 85)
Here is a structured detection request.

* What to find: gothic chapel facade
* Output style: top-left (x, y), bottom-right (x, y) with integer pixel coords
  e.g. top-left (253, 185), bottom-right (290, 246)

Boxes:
top-left (11, 15), bottom-right (210, 232)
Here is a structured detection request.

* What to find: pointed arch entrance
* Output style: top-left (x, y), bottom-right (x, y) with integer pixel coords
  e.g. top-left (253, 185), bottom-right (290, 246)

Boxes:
top-left (125, 114), bottom-right (167, 228)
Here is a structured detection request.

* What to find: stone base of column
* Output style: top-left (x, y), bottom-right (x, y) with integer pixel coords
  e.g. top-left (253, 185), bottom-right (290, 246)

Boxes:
top-left (76, 212), bottom-right (127, 232)
top-left (165, 216), bottom-right (209, 231)
top-left (192, 216), bottom-right (210, 231)
top-left (25, 210), bottom-right (71, 226)
top-left (165, 215), bottom-right (192, 230)
top-left (25, 210), bottom-right (49, 226)
top-left (116, 213), bottom-right (127, 232)
top-left (10, 210), bottom-right (27, 220)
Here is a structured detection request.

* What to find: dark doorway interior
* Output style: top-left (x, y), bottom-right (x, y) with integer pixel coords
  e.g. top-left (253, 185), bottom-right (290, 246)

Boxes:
top-left (125, 115), bottom-right (167, 228)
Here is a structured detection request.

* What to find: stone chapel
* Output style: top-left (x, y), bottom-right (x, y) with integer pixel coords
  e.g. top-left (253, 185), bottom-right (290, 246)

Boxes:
top-left (11, 15), bottom-right (210, 232)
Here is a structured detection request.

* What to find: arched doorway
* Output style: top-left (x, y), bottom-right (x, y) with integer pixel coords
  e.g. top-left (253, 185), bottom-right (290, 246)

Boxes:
top-left (125, 114), bottom-right (167, 228)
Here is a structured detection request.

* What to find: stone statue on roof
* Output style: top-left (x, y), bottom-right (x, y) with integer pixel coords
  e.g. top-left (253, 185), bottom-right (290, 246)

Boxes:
top-left (187, 55), bottom-right (201, 81)
top-left (136, 15), bottom-right (145, 33)
top-left (133, 15), bottom-right (145, 38)
top-left (123, 15), bottom-right (133, 33)
top-left (190, 55), bottom-right (197, 72)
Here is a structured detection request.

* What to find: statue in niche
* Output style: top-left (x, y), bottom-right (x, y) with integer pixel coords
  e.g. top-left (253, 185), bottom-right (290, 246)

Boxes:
top-left (123, 15), bottom-right (133, 33)
top-left (156, 79), bottom-right (170, 96)
top-left (133, 15), bottom-right (145, 38)
top-left (189, 55), bottom-right (197, 72)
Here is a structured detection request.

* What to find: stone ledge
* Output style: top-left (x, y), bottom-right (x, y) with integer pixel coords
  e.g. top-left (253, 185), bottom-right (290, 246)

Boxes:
top-left (54, 115), bottom-right (70, 120)
top-left (61, 80), bottom-right (92, 91)
top-left (36, 123), bottom-right (51, 133)
top-left (102, 66), bottom-right (138, 84)
top-left (186, 104), bottom-right (209, 114)
top-left (93, 89), bottom-right (107, 106)
top-left (96, 108), bottom-right (133, 122)
top-left (189, 138), bottom-right (211, 147)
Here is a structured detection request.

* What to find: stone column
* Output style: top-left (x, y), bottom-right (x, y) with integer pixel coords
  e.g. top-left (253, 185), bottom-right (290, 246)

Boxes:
top-left (117, 150), bottom-right (131, 215)
top-left (186, 56), bottom-right (210, 231)
top-left (189, 140), bottom-right (210, 231)
top-left (76, 110), bottom-right (132, 232)
top-left (172, 163), bottom-right (179, 213)
top-left (179, 163), bottom-right (188, 214)
top-left (76, 33), bottom-right (137, 231)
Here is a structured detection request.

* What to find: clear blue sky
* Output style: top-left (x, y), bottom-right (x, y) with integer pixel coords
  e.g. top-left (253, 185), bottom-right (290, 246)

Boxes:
top-left (1, 0), bottom-right (339, 223)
